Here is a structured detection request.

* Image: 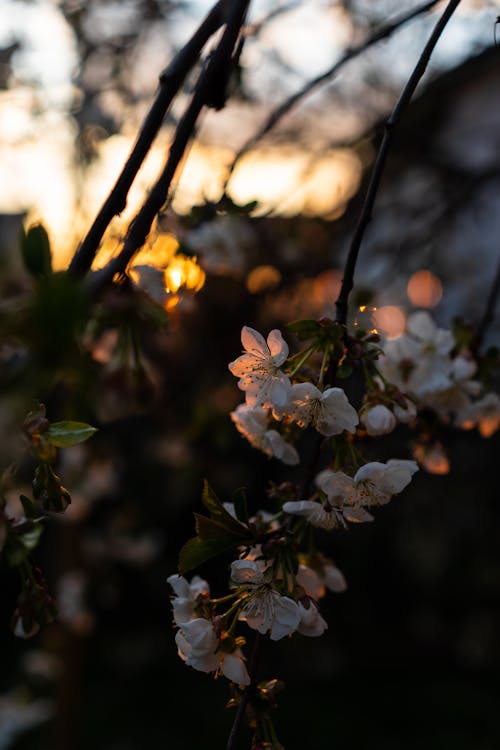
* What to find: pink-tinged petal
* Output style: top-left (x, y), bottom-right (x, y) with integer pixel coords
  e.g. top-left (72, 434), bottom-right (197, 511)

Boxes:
top-left (282, 500), bottom-right (317, 517)
top-left (323, 564), bottom-right (347, 593)
top-left (231, 559), bottom-right (264, 584)
top-left (269, 595), bottom-right (301, 640)
top-left (221, 651), bottom-right (250, 685)
top-left (343, 507), bottom-right (374, 523)
top-left (297, 601), bottom-right (328, 637)
top-left (228, 353), bottom-right (261, 377)
top-left (297, 565), bottom-right (324, 600)
top-left (265, 430), bottom-right (299, 465)
top-left (316, 471), bottom-right (354, 503)
top-left (353, 462), bottom-right (386, 485)
top-left (362, 404), bottom-right (396, 436)
top-left (269, 377), bottom-right (292, 408)
top-left (241, 326), bottom-right (268, 356)
top-left (167, 574), bottom-right (190, 598)
top-left (267, 329), bottom-right (289, 364)
top-left (382, 459), bottom-right (419, 494)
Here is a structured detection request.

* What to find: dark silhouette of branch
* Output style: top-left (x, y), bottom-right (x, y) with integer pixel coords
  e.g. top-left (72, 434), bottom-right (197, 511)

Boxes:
top-left (222, 0), bottom-right (441, 194)
top-left (226, 632), bottom-right (263, 750)
top-left (335, 0), bottom-right (463, 326)
top-left (89, 0), bottom-right (250, 294)
top-left (474, 255), bottom-right (500, 352)
top-left (68, 0), bottom-right (228, 278)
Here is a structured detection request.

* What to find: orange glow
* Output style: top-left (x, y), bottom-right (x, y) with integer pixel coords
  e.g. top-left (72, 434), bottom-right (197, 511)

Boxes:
top-left (132, 234), bottom-right (179, 269)
top-left (407, 270), bottom-right (443, 308)
top-left (479, 415), bottom-right (500, 438)
top-left (372, 306), bottom-right (406, 339)
top-left (164, 254), bottom-right (206, 294)
top-left (246, 265), bottom-right (282, 294)
top-left (413, 443), bottom-right (450, 475)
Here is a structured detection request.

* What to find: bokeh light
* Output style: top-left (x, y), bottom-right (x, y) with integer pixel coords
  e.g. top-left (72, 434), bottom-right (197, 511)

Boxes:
top-left (407, 269), bottom-right (443, 308)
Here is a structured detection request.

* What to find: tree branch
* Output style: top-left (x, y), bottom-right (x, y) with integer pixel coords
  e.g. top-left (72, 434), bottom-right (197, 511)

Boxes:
top-left (335, 0), bottom-right (463, 326)
top-left (226, 632), bottom-right (263, 750)
top-left (68, 0), bottom-right (228, 278)
top-left (89, 0), bottom-right (251, 294)
top-left (222, 0), bottom-right (441, 194)
top-left (473, 254), bottom-right (500, 353)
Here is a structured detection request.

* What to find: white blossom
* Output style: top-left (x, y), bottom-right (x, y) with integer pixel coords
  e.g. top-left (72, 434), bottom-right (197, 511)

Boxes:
top-left (167, 574), bottom-right (210, 626)
top-left (297, 601), bottom-right (328, 637)
top-left (231, 559), bottom-right (301, 641)
top-left (296, 562), bottom-right (347, 598)
top-left (283, 383), bottom-right (358, 436)
top-left (175, 618), bottom-right (250, 685)
top-left (361, 404), bottom-right (396, 436)
top-left (229, 326), bottom-right (291, 409)
top-left (284, 459), bottom-right (418, 528)
top-left (230, 403), bottom-right (299, 465)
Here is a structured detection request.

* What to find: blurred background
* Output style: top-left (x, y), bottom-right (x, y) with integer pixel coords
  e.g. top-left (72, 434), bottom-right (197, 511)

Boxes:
top-left (1, 1), bottom-right (500, 748)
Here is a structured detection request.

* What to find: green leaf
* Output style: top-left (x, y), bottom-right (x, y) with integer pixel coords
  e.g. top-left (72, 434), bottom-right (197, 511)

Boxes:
top-left (21, 224), bottom-right (52, 277)
top-left (5, 522), bottom-right (44, 566)
top-left (287, 319), bottom-right (321, 340)
top-left (46, 421), bottom-right (98, 448)
top-left (232, 487), bottom-right (249, 525)
top-left (20, 495), bottom-right (36, 518)
top-left (179, 517), bottom-right (252, 575)
top-left (201, 480), bottom-right (249, 536)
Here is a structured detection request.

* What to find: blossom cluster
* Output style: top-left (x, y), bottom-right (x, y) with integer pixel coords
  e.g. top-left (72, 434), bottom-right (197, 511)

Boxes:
top-left (374, 311), bottom-right (500, 438)
top-left (228, 326), bottom-right (358, 465)
top-left (168, 309), bottom-right (497, 747)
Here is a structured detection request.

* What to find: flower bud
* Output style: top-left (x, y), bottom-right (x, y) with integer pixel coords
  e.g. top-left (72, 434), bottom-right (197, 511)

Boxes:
top-left (361, 404), bottom-right (397, 436)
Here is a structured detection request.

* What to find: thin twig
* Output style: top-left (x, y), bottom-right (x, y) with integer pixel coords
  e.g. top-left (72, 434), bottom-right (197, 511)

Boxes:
top-left (68, 0), bottom-right (228, 277)
top-left (473, 254), bottom-right (500, 352)
top-left (222, 0), bottom-right (441, 194)
top-left (335, 0), bottom-right (463, 326)
top-left (226, 632), bottom-right (263, 750)
top-left (89, 0), bottom-right (250, 294)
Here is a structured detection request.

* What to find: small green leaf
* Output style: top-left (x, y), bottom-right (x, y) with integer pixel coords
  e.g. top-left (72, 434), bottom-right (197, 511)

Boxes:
top-left (287, 319), bottom-right (321, 340)
top-left (232, 487), bottom-right (249, 525)
top-left (201, 480), bottom-right (249, 536)
top-left (21, 224), bottom-right (52, 277)
top-left (46, 421), bottom-right (98, 448)
top-left (20, 495), bottom-right (36, 518)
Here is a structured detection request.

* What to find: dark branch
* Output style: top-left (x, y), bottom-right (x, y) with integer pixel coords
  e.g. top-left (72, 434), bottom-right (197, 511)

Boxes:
top-left (226, 632), bottom-right (263, 750)
top-left (222, 0), bottom-right (441, 194)
top-left (335, 0), bottom-right (463, 326)
top-left (89, 0), bottom-right (250, 294)
top-left (68, 0), bottom-right (228, 278)
top-left (473, 254), bottom-right (500, 352)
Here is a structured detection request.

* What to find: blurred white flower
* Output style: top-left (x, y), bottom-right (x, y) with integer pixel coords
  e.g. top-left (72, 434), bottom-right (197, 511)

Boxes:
top-left (361, 404), bottom-right (396, 435)
top-left (297, 601), bottom-right (328, 637)
top-left (230, 403), bottom-right (299, 465)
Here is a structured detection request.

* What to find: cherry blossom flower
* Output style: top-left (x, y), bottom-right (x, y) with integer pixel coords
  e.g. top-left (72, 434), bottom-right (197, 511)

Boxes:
top-left (284, 459), bottom-right (418, 528)
top-left (175, 618), bottom-right (250, 685)
top-left (230, 403), bottom-right (299, 465)
top-left (283, 383), bottom-right (358, 436)
top-left (296, 562), bottom-right (347, 599)
top-left (231, 560), bottom-right (301, 641)
top-left (378, 311), bottom-right (455, 397)
top-left (361, 404), bottom-right (397, 436)
top-left (167, 574), bottom-right (210, 626)
top-left (297, 601), bottom-right (328, 637)
top-left (228, 327), bottom-right (291, 409)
